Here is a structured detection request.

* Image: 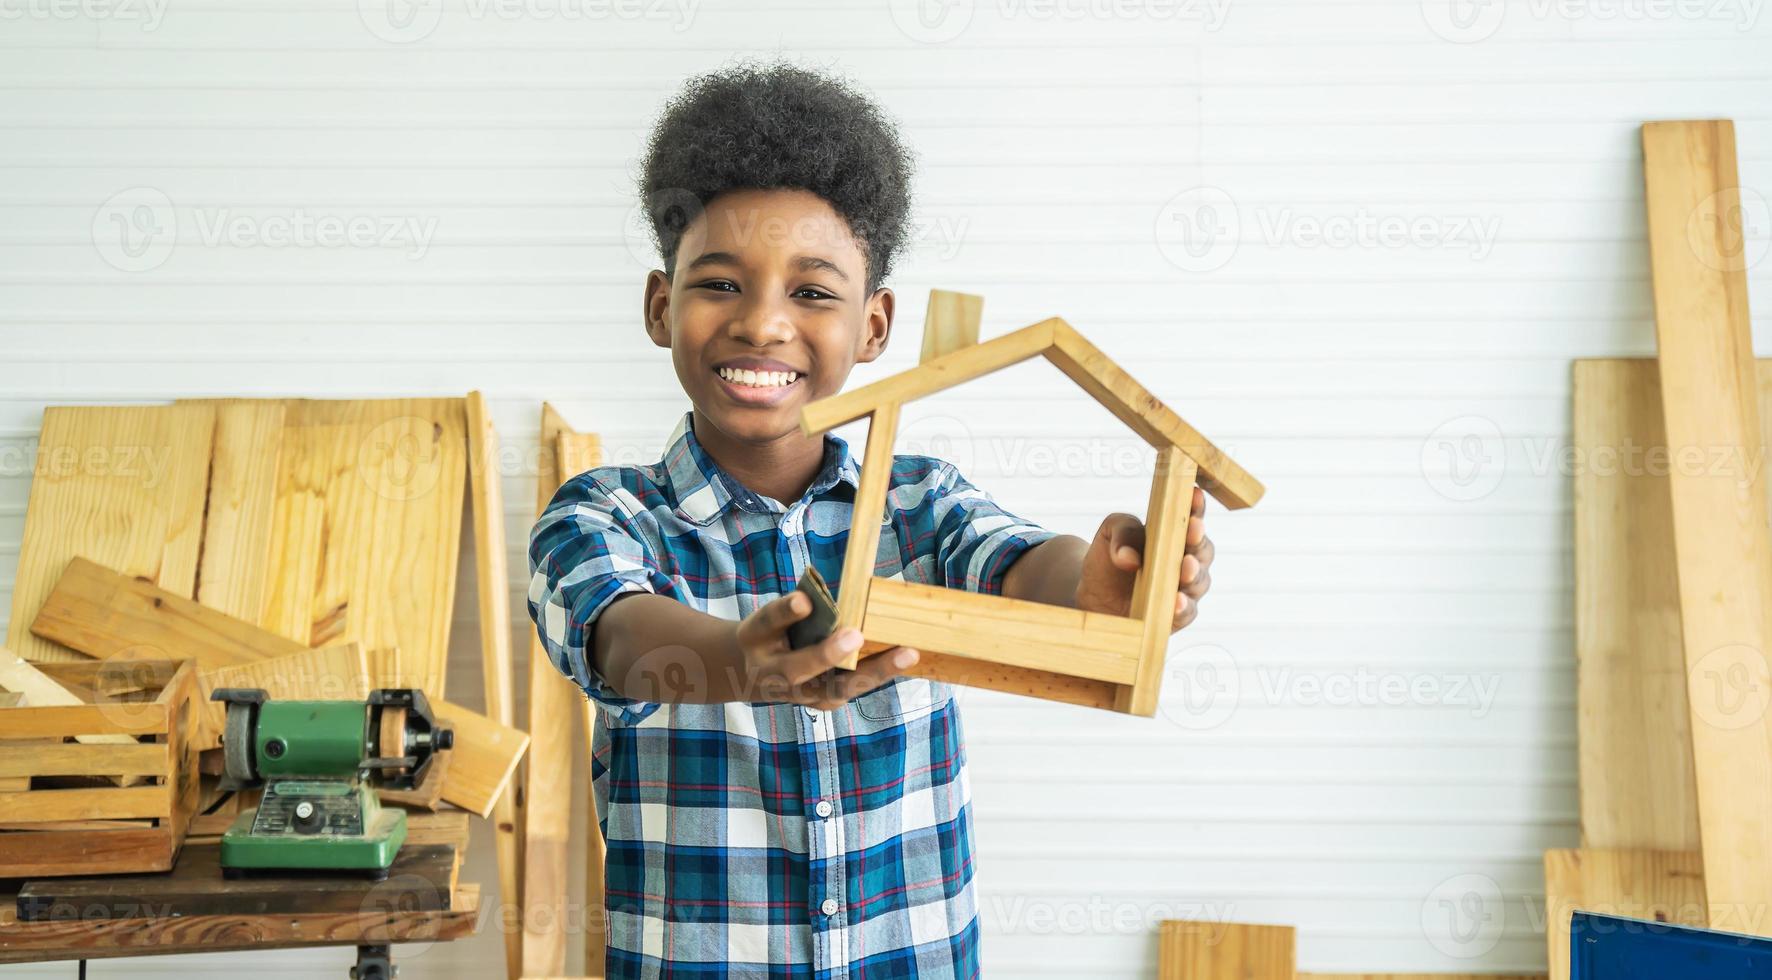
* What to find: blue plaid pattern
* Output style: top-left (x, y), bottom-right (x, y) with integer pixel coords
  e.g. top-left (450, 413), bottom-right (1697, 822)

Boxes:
top-left (527, 410), bottom-right (1057, 979)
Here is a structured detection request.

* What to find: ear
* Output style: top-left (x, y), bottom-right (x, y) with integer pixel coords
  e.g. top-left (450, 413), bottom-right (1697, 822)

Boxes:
top-left (642, 269), bottom-right (672, 348)
top-left (855, 287), bottom-right (895, 364)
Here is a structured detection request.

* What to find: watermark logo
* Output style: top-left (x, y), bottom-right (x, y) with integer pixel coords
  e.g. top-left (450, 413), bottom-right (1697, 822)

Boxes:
top-left (357, 416), bottom-right (447, 502)
top-left (93, 187), bottom-right (177, 273)
top-left (1689, 644), bottom-right (1771, 732)
top-left (888, 0), bottom-right (976, 42)
top-left (1157, 187), bottom-right (1501, 273)
top-left (357, 0), bottom-right (445, 42)
top-left (1687, 186), bottom-right (1770, 274)
top-left (1421, 415), bottom-right (1507, 502)
top-left (1421, 0), bottom-right (1507, 41)
top-left (0, 0), bottom-right (167, 30)
top-left (1159, 643), bottom-right (1240, 730)
top-left (1155, 186), bottom-right (1240, 273)
top-left (1422, 873), bottom-right (1506, 958)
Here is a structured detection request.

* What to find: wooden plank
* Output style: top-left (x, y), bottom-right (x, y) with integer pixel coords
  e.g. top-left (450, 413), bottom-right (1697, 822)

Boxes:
top-left (0, 742), bottom-right (167, 779)
top-left (195, 643), bottom-right (371, 750)
top-left (16, 842), bottom-right (457, 921)
top-left (0, 647), bottom-right (138, 747)
top-left (833, 405), bottom-right (901, 669)
top-left (467, 391), bottom-right (524, 980)
top-left (860, 578), bottom-right (1142, 684)
top-left (1157, 920), bottom-right (1294, 980)
top-left (1045, 321), bottom-right (1262, 510)
top-left (0, 828), bottom-right (175, 879)
top-left (562, 423), bottom-right (609, 980)
top-left (262, 398), bottom-right (469, 696)
top-left (188, 399), bottom-right (286, 623)
top-left (802, 320), bottom-right (1057, 436)
top-left (522, 402), bottom-right (589, 980)
top-left (434, 697), bottom-right (529, 820)
top-left (7, 403), bottom-right (216, 663)
top-left (0, 703), bottom-right (167, 739)
top-left (919, 289), bottom-right (983, 363)
top-left (1573, 359), bottom-right (1701, 850)
top-left (31, 557), bottom-right (284, 671)
top-left (1118, 450), bottom-right (1196, 716)
top-left (890, 649), bottom-right (1121, 711)
top-left (0, 786), bottom-right (171, 823)
top-left (1642, 118), bottom-right (1772, 927)
top-left (0, 885), bottom-right (479, 963)
top-left (1543, 848), bottom-right (1707, 980)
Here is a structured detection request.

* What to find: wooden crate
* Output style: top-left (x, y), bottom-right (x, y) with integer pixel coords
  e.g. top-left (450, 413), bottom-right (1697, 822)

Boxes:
top-left (0, 659), bottom-right (201, 876)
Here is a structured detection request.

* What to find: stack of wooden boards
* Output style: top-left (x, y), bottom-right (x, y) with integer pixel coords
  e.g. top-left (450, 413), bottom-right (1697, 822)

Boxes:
top-left (1551, 119), bottom-right (1770, 974)
top-left (0, 393), bottom-right (554, 977)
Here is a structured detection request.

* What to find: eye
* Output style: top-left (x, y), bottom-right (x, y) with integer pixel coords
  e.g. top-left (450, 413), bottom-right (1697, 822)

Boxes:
top-left (695, 279), bottom-right (738, 293)
top-left (794, 287), bottom-right (836, 301)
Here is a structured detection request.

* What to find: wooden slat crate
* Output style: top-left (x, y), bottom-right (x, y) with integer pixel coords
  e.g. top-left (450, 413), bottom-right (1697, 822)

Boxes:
top-left (0, 659), bottom-right (201, 876)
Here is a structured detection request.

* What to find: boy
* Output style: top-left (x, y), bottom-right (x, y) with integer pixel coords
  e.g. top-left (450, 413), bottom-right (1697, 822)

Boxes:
top-left (528, 62), bottom-right (1215, 979)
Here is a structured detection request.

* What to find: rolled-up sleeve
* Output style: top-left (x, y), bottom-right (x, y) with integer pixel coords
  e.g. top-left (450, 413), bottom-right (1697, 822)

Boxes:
top-left (928, 462), bottom-right (1059, 595)
top-left (527, 474), bottom-right (674, 724)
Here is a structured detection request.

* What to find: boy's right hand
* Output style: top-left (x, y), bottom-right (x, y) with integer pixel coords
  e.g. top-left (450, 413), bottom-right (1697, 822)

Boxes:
top-left (734, 591), bottom-right (920, 711)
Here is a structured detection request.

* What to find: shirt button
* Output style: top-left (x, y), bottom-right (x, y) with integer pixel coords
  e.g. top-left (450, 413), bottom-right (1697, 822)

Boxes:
top-left (804, 706), bottom-right (819, 720)
top-left (814, 800), bottom-right (833, 819)
top-left (820, 898), bottom-right (839, 917)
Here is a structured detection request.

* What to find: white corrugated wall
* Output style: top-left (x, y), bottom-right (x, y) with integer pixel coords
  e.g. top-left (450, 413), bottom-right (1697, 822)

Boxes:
top-left (2, 0), bottom-right (1769, 975)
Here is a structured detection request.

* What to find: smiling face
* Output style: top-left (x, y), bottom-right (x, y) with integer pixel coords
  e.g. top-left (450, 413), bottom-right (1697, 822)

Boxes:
top-left (643, 187), bottom-right (894, 449)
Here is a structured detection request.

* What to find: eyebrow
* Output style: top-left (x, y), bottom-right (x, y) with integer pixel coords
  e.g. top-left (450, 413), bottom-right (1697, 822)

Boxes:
top-left (682, 250), bottom-right (851, 284)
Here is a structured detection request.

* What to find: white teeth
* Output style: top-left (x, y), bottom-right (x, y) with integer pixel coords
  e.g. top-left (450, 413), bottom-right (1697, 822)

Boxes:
top-left (718, 367), bottom-right (799, 388)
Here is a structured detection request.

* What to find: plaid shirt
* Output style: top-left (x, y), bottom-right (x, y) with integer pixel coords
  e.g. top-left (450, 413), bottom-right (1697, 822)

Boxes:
top-left (527, 410), bottom-right (1058, 979)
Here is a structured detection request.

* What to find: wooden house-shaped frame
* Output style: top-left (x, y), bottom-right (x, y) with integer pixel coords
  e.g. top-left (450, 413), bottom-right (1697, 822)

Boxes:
top-left (799, 291), bottom-right (1265, 716)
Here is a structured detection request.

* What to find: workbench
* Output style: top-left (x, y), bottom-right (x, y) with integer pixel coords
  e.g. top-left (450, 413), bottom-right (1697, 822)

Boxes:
top-left (0, 811), bottom-right (482, 977)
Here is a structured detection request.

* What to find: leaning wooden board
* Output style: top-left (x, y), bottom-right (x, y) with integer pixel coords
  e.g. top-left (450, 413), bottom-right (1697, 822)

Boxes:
top-left (1572, 359), bottom-right (1702, 851)
top-left (521, 403), bottom-right (592, 979)
top-left (1642, 119), bottom-right (1772, 926)
top-left (6, 404), bottom-right (216, 664)
top-left (16, 842), bottom-right (457, 920)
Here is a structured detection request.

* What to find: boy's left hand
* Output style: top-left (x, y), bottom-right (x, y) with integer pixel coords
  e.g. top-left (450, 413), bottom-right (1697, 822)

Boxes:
top-left (1074, 486), bottom-right (1213, 631)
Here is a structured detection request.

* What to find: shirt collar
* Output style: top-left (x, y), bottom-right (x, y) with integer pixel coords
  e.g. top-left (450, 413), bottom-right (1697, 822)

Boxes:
top-left (663, 411), bottom-right (858, 525)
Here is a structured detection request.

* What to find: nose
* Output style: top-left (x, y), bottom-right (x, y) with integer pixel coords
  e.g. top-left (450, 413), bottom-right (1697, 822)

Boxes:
top-left (727, 291), bottom-right (795, 347)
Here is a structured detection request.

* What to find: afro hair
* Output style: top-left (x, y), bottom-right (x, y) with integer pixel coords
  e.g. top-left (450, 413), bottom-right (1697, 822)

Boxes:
top-left (636, 61), bottom-right (916, 294)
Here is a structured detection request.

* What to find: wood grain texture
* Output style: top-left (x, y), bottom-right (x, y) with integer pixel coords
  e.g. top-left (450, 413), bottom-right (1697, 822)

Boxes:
top-left (888, 649), bottom-right (1121, 711)
top-left (833, 405), bottom-right (901, 669)
top-left (262, 398), bottom-right (468, 695)
top-left (1543, 848), bottom-right (1707, 980)
top-left (194, 642), bottom-right (370, 750)
top-left (1642, 118), bottom-right (1772, 926)
top-left (521, 403), bottom-right (591, 979)
top-left (1157, 920), bottom-right (1295, 980)
top-left (559, 425), bottom-right (609, 980)
top-left (467, 391), bottom-right (524, 980)
top-left (1573, 359), bottom-right (1701, 850)
top-left (860, 578), bottom-right (1142, 683)
top-left (187, 399), bottom-right (287, 623)
top-left (1118, 449), bottom-right (1197, 716)
top-left (32, 557), bottom-right (281, 671)
top-left (0, 646), bottom-right (136, 747)
top-left (919, 289), bottom-right (983, 363)
top-left (7, 403), bottom-right (216, 663)
top-left (0, 885), bottom-right (480, 964)
top-left (16, 842), bottom-right (456, 920)
top-left (432, 696), bottom-right (529, 820)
